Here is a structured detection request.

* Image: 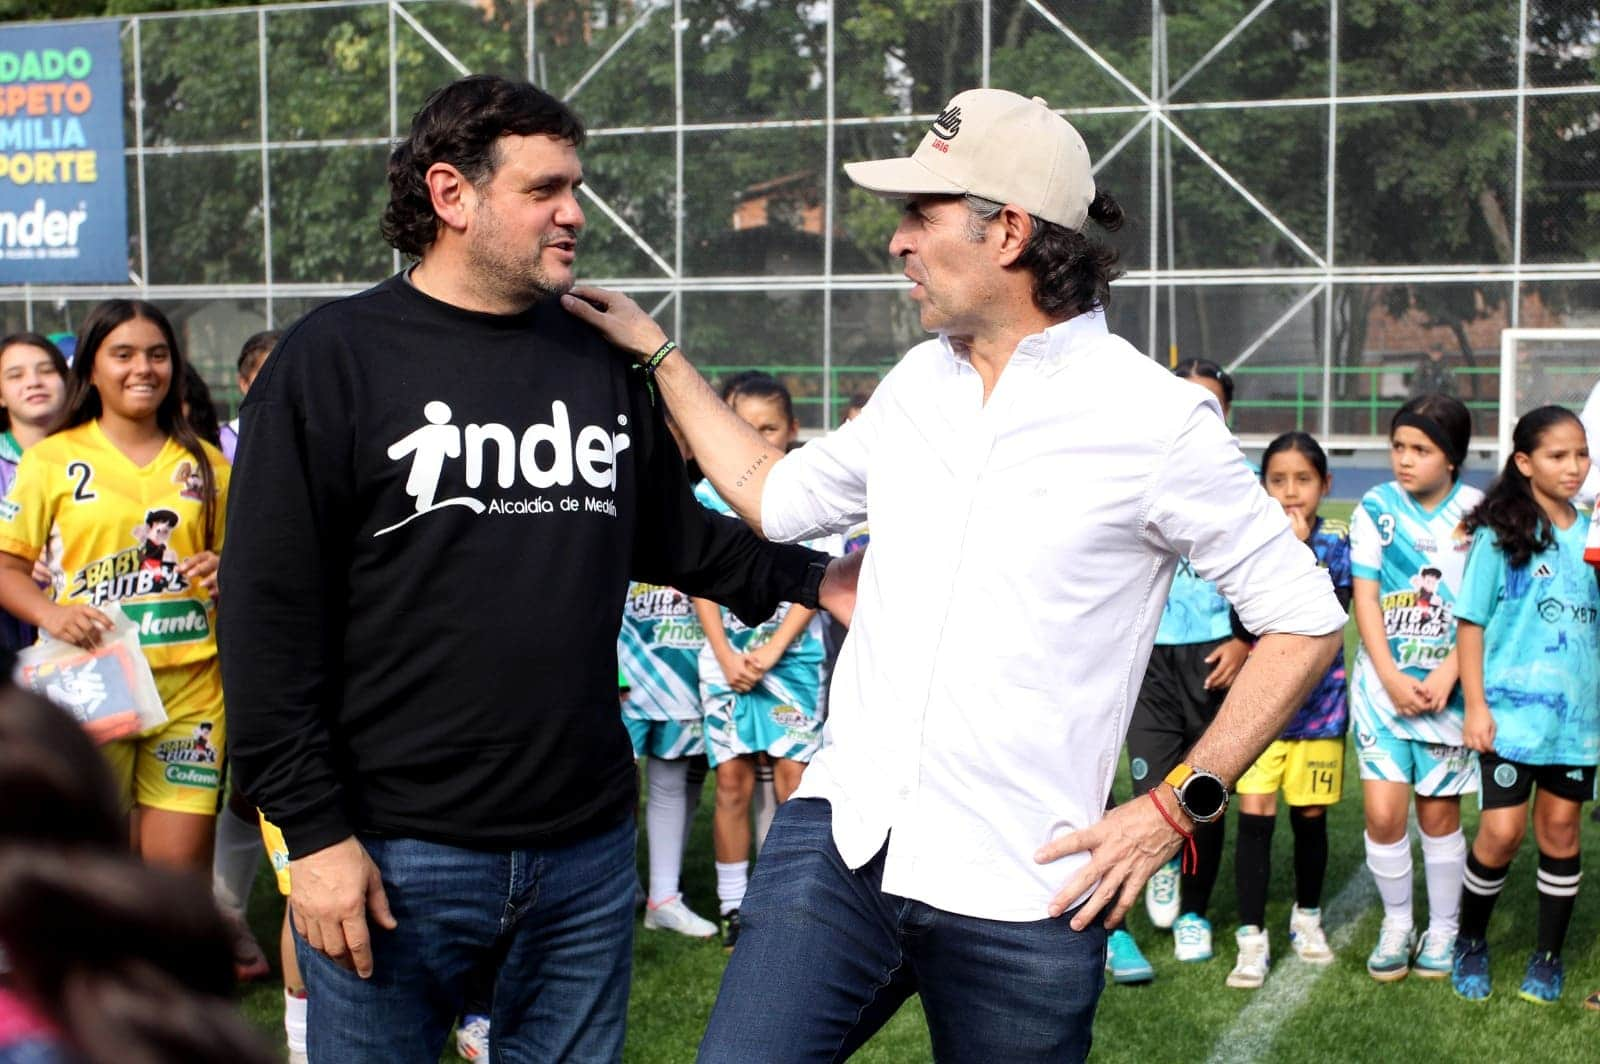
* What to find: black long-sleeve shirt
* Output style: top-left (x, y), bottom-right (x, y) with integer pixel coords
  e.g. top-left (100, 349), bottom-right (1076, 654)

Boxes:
top-left (219, 275), bottom-right (825, 859)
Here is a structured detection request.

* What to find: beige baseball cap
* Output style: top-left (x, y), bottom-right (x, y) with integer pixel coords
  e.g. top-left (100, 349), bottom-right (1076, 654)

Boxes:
top-left (844, 88), bottom-right (1096, 231)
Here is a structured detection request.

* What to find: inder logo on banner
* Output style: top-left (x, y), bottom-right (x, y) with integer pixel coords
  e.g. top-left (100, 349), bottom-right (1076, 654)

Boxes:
top-left (0, 21), bottom-right (127, 284)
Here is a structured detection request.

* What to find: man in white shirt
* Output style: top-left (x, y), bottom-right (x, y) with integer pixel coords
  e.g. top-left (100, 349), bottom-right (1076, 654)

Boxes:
top-left (563, 88), bottom-right (1345, 1061)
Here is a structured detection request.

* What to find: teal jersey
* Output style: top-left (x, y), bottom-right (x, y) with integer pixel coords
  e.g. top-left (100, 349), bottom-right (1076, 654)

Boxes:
top-left (1154, 557), bottom-right (1233, 646)
top-left (1455, 516), bottom-right (1600, 766)
top-left (618, 581), bottom-right (705, 722)
top-left (1348, 479), bottom-right (1483, 744)
top-left (693, 480), bottom-right (824, 657)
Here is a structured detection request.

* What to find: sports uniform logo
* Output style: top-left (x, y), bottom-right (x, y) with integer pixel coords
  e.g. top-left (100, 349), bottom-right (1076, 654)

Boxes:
top-left (1533, 562), bottom-right (1555, 579)
top-left (1493, 762), bottom-right (1518, 788)
top-left (378, 400), bottom-right (631, 537)
top-left (931, 104), bottom-right (962, 140)
top-left (153, 721), bottom-right (219, 789)
top-left (70, 509), bottom-right (194, 608)
top-left (1381, 566), bottom-right (1453, 669)
top-left (1130, 756), bottom-right (1148, 781)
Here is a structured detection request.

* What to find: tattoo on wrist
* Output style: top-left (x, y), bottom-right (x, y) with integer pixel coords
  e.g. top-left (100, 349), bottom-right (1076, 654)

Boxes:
top-left (734, 452), bottom-right (768, 488)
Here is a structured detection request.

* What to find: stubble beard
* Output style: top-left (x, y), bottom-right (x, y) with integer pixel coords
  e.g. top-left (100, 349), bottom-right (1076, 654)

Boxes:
top-left (467, 204), bottom-right (576, 310)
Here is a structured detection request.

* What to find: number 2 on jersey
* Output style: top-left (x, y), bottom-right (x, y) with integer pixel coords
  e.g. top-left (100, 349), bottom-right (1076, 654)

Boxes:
top-left (67, 461), bottom-right (96, 502)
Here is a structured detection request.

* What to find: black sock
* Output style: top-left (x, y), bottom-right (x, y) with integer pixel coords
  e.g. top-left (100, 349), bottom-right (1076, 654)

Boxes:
top-left (1536, 851), bottom-right (1582, 957)
top-left (1289, 808), bottom-right (1328, 911)
top-left (1180, 817), bottom-right (1226, 918)
top-left (1234, 813), bottom-right (1275, 928)
top-left (1459, 850), bottom-right (1510, 942)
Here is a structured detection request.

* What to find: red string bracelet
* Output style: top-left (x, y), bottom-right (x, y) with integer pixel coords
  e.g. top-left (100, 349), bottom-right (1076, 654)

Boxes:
top-left (1147, 790), bottom-right (1197, 875)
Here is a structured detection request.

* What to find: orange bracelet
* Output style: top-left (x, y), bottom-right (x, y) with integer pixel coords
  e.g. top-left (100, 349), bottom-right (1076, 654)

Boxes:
top-left (1147, 789), bottom-right (1198, 875)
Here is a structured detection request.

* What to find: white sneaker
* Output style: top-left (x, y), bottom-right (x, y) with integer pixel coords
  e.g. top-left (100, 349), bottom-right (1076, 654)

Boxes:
top-left (643, 895), bottom-right (718, 938)
top-left (288, 1052), bottom-right (309, 1064)
top-left (1289, 905), bottom-right (1334, 965)
top-left (1227, 926), bottom-right (1270, 988)
top-left (454, 1014), bottom-right (490, 1061)
top-left (1172, 913), bottom-right (1214, 962)
top-left (1145, 858), bottom-right (1181, 930)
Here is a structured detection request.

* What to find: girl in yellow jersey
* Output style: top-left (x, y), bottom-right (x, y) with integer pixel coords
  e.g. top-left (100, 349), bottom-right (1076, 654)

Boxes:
top-left (0, 299), bottom-right (228, 875)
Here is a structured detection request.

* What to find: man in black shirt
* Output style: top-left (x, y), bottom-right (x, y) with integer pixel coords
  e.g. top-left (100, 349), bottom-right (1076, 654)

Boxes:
top-left (220, 76), bottom-right (835, 1064)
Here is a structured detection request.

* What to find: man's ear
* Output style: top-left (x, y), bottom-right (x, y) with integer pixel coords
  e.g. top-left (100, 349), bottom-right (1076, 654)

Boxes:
top-left (426, 162), bottom-right (474, 235)
top-left (995, 204), bottom-right (1034, 267)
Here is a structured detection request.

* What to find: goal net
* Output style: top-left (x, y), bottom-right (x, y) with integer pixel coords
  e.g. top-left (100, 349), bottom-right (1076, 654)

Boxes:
top-left (1497, 327), bottom-right (1600, 467)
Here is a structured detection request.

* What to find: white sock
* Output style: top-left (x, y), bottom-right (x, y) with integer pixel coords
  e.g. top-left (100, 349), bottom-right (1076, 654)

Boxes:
top-left (716, 860), bottom-right (748, 914)
top-left (284, 990), bottom-right (308, 1056)
top-left (645, 756), bottom-right (689, 905)
top-left (752, 763), bottom-right (777, 852)
top-left (1419, 827), bottom-right (1466, 937)
top-left (1365, 832), bottom-right (1413, 927)
top-left (213, 803), bottom-right (263, 913)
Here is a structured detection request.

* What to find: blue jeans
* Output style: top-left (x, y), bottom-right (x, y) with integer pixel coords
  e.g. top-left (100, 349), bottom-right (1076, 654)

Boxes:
top-left (698, 799), bottom-right (1106, 1063)
top-left (297, 817), bottom-right (636, 1064)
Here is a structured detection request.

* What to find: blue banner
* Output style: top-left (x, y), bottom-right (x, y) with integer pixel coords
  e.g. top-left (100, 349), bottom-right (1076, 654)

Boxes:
top-left (0, 21), bottom-right (128, 284)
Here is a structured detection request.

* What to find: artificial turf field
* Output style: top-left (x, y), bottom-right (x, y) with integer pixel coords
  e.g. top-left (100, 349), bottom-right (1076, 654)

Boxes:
top-left (235, 501), bottom-right (1600, 1061)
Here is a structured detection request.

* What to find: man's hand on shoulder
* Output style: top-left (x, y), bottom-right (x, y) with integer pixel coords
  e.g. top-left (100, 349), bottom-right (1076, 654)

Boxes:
top-left (560, 285), bottom-right (669, 362)
top-left (288, 835), bottom-right (397, 979)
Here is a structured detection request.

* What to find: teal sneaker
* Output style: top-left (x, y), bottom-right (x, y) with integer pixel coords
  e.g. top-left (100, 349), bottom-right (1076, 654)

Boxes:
top-left (1519, 950), bottom-right (1564, 1005)
top-left (1105, 929), bottom-right (1155, 984)
top-left (1451, 936), bottom-right (1491, 1001)
top-left (1173, 913), bottom-right (1214, 963)
top-left (1145, 858), bottom-right (1180, 930)
top-left (1413, 928), bottom-right (1455, 979)
top-left (1366, 918), bottom-right (1415, 983)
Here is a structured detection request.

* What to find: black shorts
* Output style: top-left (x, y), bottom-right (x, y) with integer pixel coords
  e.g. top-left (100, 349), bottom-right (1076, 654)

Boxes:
top-left (1479, 752), bottom-right (1598, 811)
top-left (1126, 638), bottom-right (1230, 796)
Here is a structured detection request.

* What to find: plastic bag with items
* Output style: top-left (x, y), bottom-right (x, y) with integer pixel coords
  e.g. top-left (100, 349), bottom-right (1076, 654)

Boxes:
top-left (14, 604), bottom-right (165, 744)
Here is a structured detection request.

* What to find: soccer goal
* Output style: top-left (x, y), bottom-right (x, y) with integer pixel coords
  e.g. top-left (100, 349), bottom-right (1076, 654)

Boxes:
top-left (1497, 327), bottom-right (1600, 466)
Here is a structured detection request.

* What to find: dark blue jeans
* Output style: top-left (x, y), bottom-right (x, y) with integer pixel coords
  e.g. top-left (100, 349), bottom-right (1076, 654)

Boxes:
top-left (296, 817), bottom-right (636, 1064)
top-left (698, 798), bottom-right (1106, 1063)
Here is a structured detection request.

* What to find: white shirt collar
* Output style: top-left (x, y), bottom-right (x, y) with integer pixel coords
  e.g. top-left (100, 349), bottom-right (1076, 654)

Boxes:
top-left (935, 306), bottom-right (1109, 374)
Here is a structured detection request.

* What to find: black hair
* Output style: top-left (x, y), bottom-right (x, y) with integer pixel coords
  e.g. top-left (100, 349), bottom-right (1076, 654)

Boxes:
top-left (1260, 431), bottom-right (1329, 482)
top-left (180, 362), bottom-right (222, 448)
top-left (0, 331), bottom-right (69, 434)
top-left (0, 688), bottom-right (275, 1064)
top-left (967, 189), bottom-right (1126, 318)
top-left (236, 330), bottom-right (279, 380)
top-left (1462, 405), bottom-right (1585, 569)
top-left (1390, 393), bottom-right (1472, 483)
top-left (146, 509), bottom-right (180, 528)
top-left (1420, 566), bottom-right (1442, 579)
top-left (59, 300), bottom-right (219, 552)
top-left (1173, 358), bottom-right (1235, 406)
top-left (719, 370), bottom-right (796, 424)
top-left (381, 74), bottom-right (586, 257)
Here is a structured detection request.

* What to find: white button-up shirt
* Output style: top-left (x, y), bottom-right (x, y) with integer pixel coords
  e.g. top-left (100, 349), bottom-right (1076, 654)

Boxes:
top-left (761, 311), bottom-right (1348, 922)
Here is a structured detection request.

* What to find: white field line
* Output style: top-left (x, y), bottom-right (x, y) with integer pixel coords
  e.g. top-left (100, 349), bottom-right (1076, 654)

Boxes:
top-left (1203, 868), bottom-right (1378, 1064)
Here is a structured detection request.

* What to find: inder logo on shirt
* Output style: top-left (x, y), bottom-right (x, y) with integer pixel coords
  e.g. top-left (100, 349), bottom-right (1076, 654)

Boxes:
top-left (377, 400), bottom-right (631, 537)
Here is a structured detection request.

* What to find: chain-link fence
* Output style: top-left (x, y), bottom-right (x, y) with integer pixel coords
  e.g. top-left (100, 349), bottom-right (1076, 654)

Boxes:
top-left (3, 0), bottom-right (1599, 440)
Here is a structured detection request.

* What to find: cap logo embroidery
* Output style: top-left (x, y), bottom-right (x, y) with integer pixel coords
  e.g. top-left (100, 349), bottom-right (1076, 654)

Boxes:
top-left (931, 104), bottom-right (962, 140)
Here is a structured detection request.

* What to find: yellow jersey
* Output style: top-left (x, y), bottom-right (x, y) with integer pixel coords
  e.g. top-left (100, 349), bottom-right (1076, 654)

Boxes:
top-left (0, 420), bottom-right (229, 669)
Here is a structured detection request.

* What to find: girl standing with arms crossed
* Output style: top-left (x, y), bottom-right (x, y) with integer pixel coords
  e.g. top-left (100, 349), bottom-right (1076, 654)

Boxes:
top-left (1227, 432), bottom-right (1351, 988)
top-left (0, 300), bottom-right (227, 875)
top-left (1350, 394), bottom-right (1481, 982)
top-left (1450, 406), bottom-right (1597, 1005)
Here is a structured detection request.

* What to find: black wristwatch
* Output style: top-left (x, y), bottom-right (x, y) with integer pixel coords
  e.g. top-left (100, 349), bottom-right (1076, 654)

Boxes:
top-left (797, 555), bottom-right (830, 610)
top-left (1164, 763), bottom-right (1229, 824)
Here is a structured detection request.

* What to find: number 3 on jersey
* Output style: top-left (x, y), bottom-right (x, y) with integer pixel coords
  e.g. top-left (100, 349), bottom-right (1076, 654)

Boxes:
top-left (1375, 512), bottom-right (1395, 546)
top-left (67, 461), bottom-right (96, 502)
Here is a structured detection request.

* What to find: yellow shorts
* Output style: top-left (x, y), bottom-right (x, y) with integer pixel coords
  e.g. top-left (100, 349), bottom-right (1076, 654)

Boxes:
top-left (100, 656), bottom-right (224, 816)
top-left (260, 814), bottom-right (291, 896)
top-left (1236, 737), bottom-right (1344, 807)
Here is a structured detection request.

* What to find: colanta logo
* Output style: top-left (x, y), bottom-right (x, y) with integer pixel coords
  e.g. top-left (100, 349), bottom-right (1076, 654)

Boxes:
top-left (931, 104), bottom-right (962, 140)
top-left (378, 400), bottom-right (631, 537)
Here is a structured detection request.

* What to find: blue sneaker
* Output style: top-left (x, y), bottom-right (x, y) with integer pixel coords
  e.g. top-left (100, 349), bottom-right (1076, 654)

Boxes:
top-left (1105, 929), bottom-right (1155, 984)
top-left (1173, 913), bottom-right (1214, 963)
top-left (1451, 936), bottom-right (1491, 1001)
top-left (1519, 950), bottom-right (1564, 1005)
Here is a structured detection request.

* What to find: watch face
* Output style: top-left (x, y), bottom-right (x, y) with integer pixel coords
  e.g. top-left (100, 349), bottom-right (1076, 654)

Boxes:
top-left (1182, 773), bottom-right (1228, 820)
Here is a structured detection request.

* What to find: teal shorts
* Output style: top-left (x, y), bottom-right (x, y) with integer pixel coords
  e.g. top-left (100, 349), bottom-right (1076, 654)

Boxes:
top-left (1354, 722), bottom-right (1478, 797)
top-left (700, 649), bottom-right (822, 768)
top-left (623, 715), bottom-right (705, 760)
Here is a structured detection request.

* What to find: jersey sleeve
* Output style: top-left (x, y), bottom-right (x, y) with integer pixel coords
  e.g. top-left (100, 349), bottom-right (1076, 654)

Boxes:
top-left (1326, 527), bottom-right (1353, 593)
top-left (0, 448), bottom-right (55, 562)
top-left (1453, 527), bottom-right (1504, 628)
top-left (1348, 496), bottom-right (1383, 581)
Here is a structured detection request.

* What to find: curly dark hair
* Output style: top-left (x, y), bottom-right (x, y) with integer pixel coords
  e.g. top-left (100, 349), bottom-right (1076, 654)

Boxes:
top-left (966, 190), bottom-right (1126, 318)
top-left (381, 75), bottom-right (586, 257)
